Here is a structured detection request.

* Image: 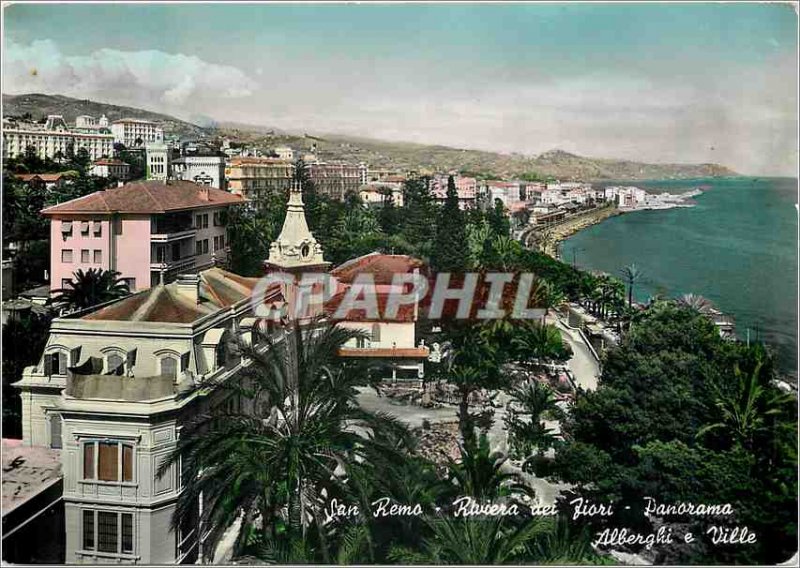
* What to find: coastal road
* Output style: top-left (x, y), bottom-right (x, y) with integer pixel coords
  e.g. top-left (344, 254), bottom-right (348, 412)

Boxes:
top-left (548, 315), bottom-right (601, 391)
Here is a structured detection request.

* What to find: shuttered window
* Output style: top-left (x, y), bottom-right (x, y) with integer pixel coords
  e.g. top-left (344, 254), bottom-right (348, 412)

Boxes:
top-left (98, 442), bottom-right (118, 481)
top-left (84, 441), bottom-right (134, 482)
top-left (83, 443), bottom-right (95, 479)
top-left (50, 414), bottom-right (62, 449)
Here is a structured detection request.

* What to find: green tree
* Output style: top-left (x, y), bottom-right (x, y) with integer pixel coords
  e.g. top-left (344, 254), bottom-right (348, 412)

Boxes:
top-left (486, 198), bottom-right (510, 238)
top-left (620, 263), bottom-right (643, 307)
top-left (431, 175), bottom-right (469, 272)
top-left (50, 268), bottom-right (130, 312)
top-left (162, 321), bottom-right (411, 557)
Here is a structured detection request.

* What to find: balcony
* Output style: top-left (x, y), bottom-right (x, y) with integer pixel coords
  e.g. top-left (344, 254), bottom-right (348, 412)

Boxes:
top-left (150, 228), bottom-right (197, 243)
top-left (149, 255), bottom-right (197, 273)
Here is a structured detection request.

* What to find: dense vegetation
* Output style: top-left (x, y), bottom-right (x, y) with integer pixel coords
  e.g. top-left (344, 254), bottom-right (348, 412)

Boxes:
top-left (549, 303), bottom-right (797, 564)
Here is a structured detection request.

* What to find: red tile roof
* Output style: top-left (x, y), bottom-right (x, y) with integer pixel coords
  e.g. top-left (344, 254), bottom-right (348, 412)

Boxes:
top-left (15, 173), bottom-right (70, 182)
top-left (41, 180), bottom-right (244, 216)
top-left (338, 347), bottom-right (429, 358)
top-left (82, 267), bottom-right (269, 323)
top-left (331, 253), bottom-right (425, 285)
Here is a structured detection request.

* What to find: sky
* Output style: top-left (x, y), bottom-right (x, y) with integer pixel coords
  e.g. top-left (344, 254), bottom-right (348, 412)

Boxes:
top-left (3, 2), bottom-right (798, 175)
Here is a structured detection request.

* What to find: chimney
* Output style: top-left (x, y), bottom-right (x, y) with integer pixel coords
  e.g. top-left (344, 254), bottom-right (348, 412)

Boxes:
top-left (175, 273), bottom-right (201, 304)
top-left (198, 186), bottom-right (209, 201)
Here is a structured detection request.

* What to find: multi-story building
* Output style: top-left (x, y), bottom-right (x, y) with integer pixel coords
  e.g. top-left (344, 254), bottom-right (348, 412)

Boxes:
top-left (359, 183), bottom-right (404, 207)
top-left (90, 159), bottom-right (130, 181)
top-left (145, 143), bottom-right (170, 181)
top-left (12, 176), bottom-right (431, 565)
top-left (272, 146), bottom-right (294, 161)
top-left (75, 115), bottom-right (110, 131)
top-left (172, 155), bottom-right (226, 190)
top-left (431, 174), bottom-right (478, 209)
top-left (3, 117), bottom-right (114, 162)
top-left (13, 266), bottom-right (282, 564)
top-left (41, 180), bottom-right (244, 292)
top-left (225, 157), bottom-right (294, 201)
top-left (110, 119), bottom-right (164, 148)
top-left (306, 162), bottom-right (361, 200)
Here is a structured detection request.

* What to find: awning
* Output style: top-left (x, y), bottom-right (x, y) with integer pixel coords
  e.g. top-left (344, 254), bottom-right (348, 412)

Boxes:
top-left (80, 221), bottom-right (89, 232)
top-left (202, 328), bottom-right (226, 347)
top-left (61, 221), bottom-right (72, 233)
top-left (93, 221), bottom-right (102, 232)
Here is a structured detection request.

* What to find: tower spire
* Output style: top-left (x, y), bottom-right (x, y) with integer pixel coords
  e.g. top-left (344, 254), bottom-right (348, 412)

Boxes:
top-left (265, 179), bottom-right (329, 271)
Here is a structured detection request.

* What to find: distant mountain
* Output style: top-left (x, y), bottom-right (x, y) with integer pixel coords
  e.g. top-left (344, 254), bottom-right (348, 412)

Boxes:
top-left (2, 93), bottom-right (209, 139)
top-left (3, 93), bottom-right (738, 180)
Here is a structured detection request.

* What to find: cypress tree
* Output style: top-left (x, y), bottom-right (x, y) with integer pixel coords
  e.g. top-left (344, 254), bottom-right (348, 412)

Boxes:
top-left (432, 175), bottom-right (469, 272)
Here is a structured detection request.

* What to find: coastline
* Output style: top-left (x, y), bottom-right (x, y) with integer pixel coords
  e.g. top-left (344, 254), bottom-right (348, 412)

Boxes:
top-left (550, 188), bottom-right (706, 259)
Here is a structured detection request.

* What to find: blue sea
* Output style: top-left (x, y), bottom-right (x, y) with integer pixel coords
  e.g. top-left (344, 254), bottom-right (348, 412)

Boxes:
top-left (561, 177), bottom-right (798, 378)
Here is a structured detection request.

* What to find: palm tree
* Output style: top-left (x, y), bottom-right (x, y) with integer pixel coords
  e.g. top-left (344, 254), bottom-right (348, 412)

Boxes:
top-left (50, 268), bottom-right (130, 312)
top-left (697, 357), bottom-right (794, 451)
top-left (677, 293), bottom-right (715, 315)
top-left (446, 431), bottom-right (533, 501)
top-left (620, 263), bottom-right (643, 307)
top-left (505, 381), bottom-right (563, 460)
top-left (161, 321), bottom-right (411, 559)
top-left (510, 321), bottom-right (571, 370)
top-left (388, 515), bottom-right (552, 564)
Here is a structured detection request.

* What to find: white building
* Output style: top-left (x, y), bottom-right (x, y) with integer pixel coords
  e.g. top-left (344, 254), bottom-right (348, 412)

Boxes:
top-left (3, 117), bottom-right (114, 162)
top-left (605, 186), bottom-right (646, 207)
top-left (111, 119), bottom-right (164, 148)
top-left (75, 115), bottom-right (109, 130)
top-left (272, 146), bottom-right (294, 161)
top-left (89, 158), bottom-right (130, 180)
top-left (145, 143), bottom-right (170, 181)
top-left (172, 155), bottom-right (226, 190)
top-left (13, 267), bottom-right (283, 564)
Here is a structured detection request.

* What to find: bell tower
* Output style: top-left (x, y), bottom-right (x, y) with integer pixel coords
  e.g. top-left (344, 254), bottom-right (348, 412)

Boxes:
top-left (265, 180), bottom-right (330, 274)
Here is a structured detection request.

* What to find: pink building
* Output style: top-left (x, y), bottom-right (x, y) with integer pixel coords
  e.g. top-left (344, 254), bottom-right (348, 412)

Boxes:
top-left (431, 175), bottom-right (478, 209)
top-left (42, 180), bottom-right (244, 293)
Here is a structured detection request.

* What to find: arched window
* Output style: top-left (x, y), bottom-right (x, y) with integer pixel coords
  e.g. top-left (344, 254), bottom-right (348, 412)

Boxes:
top-left (371, 323), bottom-right (382, 343)
top-left (106, 353), bottom-right (124, 374)
top-left (160, 357), bottom-right (178, 380)
top-left (216, 340), bottom-right (227, 369)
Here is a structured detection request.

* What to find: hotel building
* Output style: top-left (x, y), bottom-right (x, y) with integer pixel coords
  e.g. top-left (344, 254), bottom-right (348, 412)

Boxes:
top-left (3, 115), bottom-right (114, 162)
top-left (42, 181), bottom-right (244, 293)
top-left (111, 119), bottom-right (164, 148)
top-left (225, 157), bottom-right (294, 201)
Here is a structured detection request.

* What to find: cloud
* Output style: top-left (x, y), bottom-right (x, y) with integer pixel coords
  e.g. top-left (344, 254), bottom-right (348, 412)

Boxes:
top-left (4, 39), bottom-right (256, 108)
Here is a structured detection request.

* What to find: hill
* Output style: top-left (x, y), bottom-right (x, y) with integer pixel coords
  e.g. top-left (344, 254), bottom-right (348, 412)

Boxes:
top-left (2, 93), bottom-right (209, 139)
top-left (3, 93), bottom-right (737, 180)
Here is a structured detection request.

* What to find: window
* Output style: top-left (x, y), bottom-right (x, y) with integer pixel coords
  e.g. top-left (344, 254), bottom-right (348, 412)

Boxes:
top-left (213, 236), bottom-right (219, 251)
top-left (106, 353), bottom-right (124, 373)
top-left (50, 413), bottom-right (62, 449)
top-left (203, 239), bottom-right (209, 254)
top-left (202, 214), bottom-right (209, 229)
top-left (83, 510), bottom-right (95, 550)
top-left (160, 357), bottom-right (178, 380)
top-left (83, 441), bottom-right (134, 482)
top-left (45, 351), bottom-right (68, 376)
top-left (81, 249), bottom-right (90, 263)
top-left (216, 340), bottom-right (227, 369)
top-left (84, 510), bottom-right (133, 554)
top-left (356, 337), bottom-right (368, 349)
top-left (80, 222), bottom-right (90, 236)
top-left (371, 323), bottom-right (382, 343)
top-left (195, 240), bottom-right (202, 256)
top-left (220, 234), bottom-right (225, 248)
top-left (62, 249), bottom-right (73, 263)
top-left (195, 215), bottom-right (201, 229)
top-left (93, 222), bottom-right (102, 237)
top-left (93, 250), bottom-right (102, 263)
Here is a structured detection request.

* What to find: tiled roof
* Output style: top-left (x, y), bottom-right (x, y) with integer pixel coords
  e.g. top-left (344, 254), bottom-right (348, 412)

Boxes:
top-left (331, 252), bottom-right (425, 285)
top-left (82, 267), bottom-right (268, 323)
top-left (93, 159), bottom-right (129, 166)
top-left (41, 180), bottom-right (244, 215)
top-left (338, 347), bottom-right (429, 358)
top-left (14, 173), bottom-right (70, 182)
